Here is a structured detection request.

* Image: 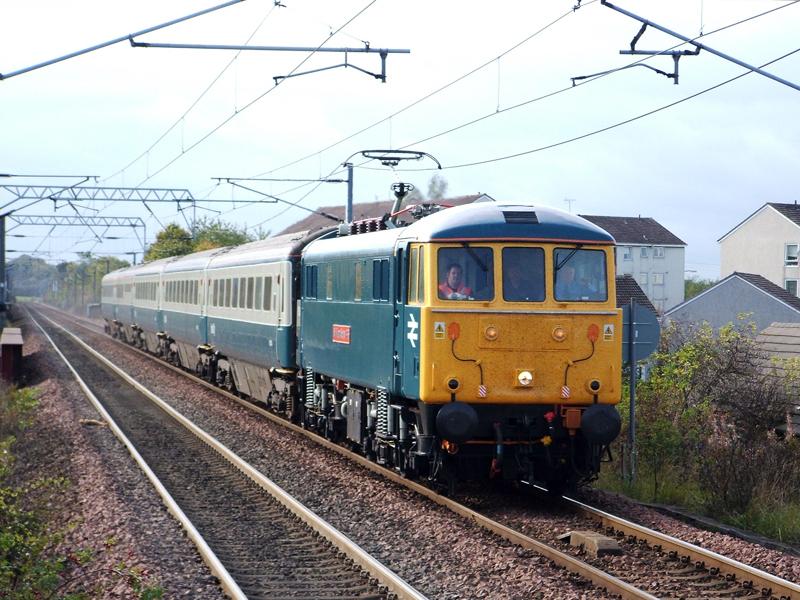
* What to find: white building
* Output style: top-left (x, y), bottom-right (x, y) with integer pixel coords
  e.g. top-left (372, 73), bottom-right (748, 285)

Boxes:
top-left (719, 202), bottom-right (800, 296)
top-left (581, 215), bottom-right (686, 313)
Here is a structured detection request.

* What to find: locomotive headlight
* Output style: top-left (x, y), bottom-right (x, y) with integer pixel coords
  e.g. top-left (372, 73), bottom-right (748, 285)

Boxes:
top-left (484, 325), bottom-right (499, 341)
top-left (517, 370), bottom-right (533, 386)
top-left (552, 326), bottom-right (567, 342)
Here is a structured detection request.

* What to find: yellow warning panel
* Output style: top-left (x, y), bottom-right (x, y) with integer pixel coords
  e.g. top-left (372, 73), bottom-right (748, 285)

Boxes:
top-left (603, 324), bottom-right (614, 341)
top-left (433, 321), bottom-right (446, 339)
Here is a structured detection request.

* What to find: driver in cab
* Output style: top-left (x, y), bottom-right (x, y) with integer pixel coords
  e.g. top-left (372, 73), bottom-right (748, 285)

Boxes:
top-left (439, 263), bottom-right (472, 300)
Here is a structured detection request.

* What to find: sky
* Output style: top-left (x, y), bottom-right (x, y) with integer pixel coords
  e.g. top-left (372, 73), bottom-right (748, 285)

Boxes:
top-left (1, 0), bottom-right (798, 279)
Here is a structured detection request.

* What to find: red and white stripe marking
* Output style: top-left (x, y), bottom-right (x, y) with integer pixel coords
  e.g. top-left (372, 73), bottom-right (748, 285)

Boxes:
top-left (478, 385), bottom-right (487, 398)
top-left (561, 385), bottom-right (571, 399)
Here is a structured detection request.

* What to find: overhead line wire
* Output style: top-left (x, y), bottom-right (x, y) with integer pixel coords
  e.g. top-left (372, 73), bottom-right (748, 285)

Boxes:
top-left (104, 2), bottom-right (281, 184)
top-left (254, 2), bottom-right (591, 178)
top-left (396, 46), bottom-right (800, 171)
top-left (357, 0), bottom-right (800, 168)
top-left (134, 0), bottom-right (380, 188)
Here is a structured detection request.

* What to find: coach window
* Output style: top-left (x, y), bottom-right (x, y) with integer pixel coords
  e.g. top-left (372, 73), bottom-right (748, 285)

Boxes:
top-left (223, 278), bottom-right (230, 307)
top-left (194, 281), bottom-right (199, 304)
top-left (264, 276), bottom-right (273, 310)
top-left (212, 280), bottom-right (219, 307)
top-left (254, 277), bottom-right (263, 309)
top-left (246, 277), bottom-right (254, 309)
top-left (326, 266), bottom-right (333, 300)
top-left (437, 246), bottom-right (493, 301)
top-left (239, 277), bottom-right (247, 308)
top-left (231, 278), bottom-right (239, 308)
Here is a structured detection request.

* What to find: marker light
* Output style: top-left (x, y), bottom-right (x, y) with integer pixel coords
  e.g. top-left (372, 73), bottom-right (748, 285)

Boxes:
top-left (552, 326), bottom-right (567, 342)
top-left (517, 370), bottom-right (533, 386)
top-left (484, 325), bottom-right (499, 341)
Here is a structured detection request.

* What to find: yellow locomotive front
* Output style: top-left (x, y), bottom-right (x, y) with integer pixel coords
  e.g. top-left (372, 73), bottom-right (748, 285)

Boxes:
top-left (400, 204), bottom-right (622, 490)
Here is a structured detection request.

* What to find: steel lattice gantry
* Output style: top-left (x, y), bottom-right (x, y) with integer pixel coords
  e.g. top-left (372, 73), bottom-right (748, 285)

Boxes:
top-left (1, 185), bottom-right (195, 204)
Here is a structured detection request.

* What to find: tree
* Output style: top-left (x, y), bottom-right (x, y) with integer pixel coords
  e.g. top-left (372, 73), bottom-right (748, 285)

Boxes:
top-left (403, 174), bottom-right (449, 204)
top-left (192, 217), bottom-right (252, 252)
top-left (426, 174), bottom-right (448, 200)
top-left (685, 276), bottom-right (716, 299)
top-left (6, 256), bottom-right (57, 299)
top-left (144, 219), bottom-right (254, 261)
top-left (144, 224), bottom-right (194, 262)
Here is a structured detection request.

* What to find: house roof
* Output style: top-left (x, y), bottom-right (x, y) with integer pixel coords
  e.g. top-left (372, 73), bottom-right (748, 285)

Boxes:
top-left (615, 274), bottom-right (657, 313)
top-left (276, 194), bottom-right (492, 236)
top-left (579, 215), bottom-right (685, 246)
top-left (717, 202), bottom-right (800, 243)
top-left (735, 272), bottom-right (800, 312)
top-left (767, 202), bottom-right (800, 226)
top-left (664, 271), bottom-right (800, 317)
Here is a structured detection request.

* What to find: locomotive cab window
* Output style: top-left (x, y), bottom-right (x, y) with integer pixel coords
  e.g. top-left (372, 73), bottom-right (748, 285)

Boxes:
top-left (437, 246), bottom-right (493, 301)
top-left (503, 247), bottom-right (545, 302)
top-left (553, 248), bottom-right (607, 302)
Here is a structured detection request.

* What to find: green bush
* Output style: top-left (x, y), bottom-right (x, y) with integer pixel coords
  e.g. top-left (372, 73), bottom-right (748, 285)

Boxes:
top-left (600, 318), bottom-right (800, 541)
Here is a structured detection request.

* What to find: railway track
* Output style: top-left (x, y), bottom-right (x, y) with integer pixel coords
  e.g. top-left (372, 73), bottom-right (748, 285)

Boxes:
top-left (565, 496), bottom-right (800, 600)
top-left (27, 306), bottom-right (423, 600)
top-left (30, 304), bottom-right (800, 600)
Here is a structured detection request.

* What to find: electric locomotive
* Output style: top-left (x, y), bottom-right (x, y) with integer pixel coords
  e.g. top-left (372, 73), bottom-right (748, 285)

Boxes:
top-left (300, 202), bottom-right (622, 491)
top-left (102, 200), bottom-right (622, 492)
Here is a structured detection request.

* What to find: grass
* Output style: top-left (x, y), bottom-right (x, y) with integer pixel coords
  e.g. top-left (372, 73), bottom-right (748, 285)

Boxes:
top-left (596, 461), bottom-right (800, 546)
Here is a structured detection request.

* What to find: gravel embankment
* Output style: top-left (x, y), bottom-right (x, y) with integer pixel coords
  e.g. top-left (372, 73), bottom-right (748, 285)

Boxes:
top-left (11, 318), bottom-right (226, 599)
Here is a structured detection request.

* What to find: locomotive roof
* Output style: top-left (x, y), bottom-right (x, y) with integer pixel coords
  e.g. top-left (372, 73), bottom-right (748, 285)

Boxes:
top-left (302, 227), bottom-right (406, 260)
top-left (399, 203), bottom-right (615, 244)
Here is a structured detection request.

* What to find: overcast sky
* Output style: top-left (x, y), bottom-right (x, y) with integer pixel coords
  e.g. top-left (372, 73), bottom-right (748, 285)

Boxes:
top-left (1, 0), bottom-right (798, 278)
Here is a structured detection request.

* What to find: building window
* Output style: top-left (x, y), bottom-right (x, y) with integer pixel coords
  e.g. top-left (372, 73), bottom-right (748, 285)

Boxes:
top-left (638, 273), bottom-right (648, 286)
top-left (640, 247), bottom-right (648, 258)
top-left (654, 246), bottom-right (665, 258)
top-left (786, 279), bottom-right (798, 296)
top-left (622, 247), bottom-right (632, 261)
top-left (652, 272), bottom-right (665, 285)
top-left (786, 244), bottom-right (799, 266)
